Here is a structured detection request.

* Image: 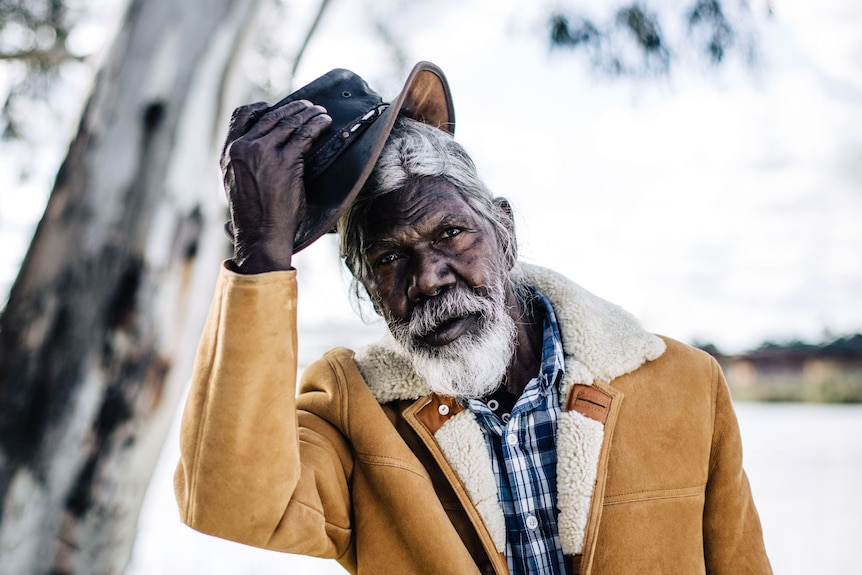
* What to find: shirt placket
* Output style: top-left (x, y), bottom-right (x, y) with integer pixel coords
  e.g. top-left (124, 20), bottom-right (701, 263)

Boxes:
top-left (503, 411), bottom-right (542, 572)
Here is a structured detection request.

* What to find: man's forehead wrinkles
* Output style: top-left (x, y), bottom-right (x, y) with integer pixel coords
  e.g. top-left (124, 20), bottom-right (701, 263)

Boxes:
top-left (367, 193), bottom-right (431, 230)
top-left (366, 210), bottom-right (474, 252)
top-left (368, 199), bottom-right (459, 237)
top-left (391, 192), bottom-right (448, 223)
top-left (364, 226), bottom-right (422, 256)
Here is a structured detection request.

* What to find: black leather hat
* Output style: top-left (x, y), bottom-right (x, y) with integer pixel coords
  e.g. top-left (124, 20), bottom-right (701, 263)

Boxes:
top-left (267, 61), bottom-right (455, 253)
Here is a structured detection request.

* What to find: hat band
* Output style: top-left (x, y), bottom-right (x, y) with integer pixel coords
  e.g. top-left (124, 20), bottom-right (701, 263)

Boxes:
top-left (306, 102), bottom-right (390, 182)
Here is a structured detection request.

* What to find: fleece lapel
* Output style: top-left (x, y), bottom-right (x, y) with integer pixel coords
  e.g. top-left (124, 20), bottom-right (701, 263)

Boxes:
top-left (353, 263), bottom-right (666, 560)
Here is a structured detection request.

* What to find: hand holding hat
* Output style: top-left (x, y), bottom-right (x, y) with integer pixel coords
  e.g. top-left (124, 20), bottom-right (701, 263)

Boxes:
top-left (220, 99), bottom-right (331, 273)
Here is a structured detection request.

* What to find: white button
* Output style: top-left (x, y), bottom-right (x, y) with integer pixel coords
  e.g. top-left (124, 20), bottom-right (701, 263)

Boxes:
top-left (506, 433), bottom-right (518, 446)
top-left (526, 515), bottom-right (539, 530)
top-left (501, 413), bottom-right (511, 423)
top-left (437, 404), bottom-right (450, 416)
top-left (487, 399), bottom-right (499, 411)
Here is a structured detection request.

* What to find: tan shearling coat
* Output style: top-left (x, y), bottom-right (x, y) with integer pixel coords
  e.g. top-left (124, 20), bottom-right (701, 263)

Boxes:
top-left (175, 262), bottom-right (772, 574)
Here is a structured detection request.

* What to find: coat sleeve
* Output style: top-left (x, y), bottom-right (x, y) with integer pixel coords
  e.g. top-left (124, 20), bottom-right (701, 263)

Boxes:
top-left (703, 358), bottom-right (773, 574)
top-left (174, 263), bottom-right (355, 564)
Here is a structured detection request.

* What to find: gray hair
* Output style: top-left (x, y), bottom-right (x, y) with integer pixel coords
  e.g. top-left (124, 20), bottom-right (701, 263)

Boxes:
top-left (337, 116), bottom-right (518, 288)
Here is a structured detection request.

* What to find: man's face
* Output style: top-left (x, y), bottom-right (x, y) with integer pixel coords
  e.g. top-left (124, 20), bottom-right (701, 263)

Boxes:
top-left (361, 177), bottom-right (516, 398)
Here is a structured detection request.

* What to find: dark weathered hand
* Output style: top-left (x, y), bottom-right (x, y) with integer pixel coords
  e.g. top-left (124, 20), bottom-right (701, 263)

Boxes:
top-left (221, 99), bottom-right (331, 273)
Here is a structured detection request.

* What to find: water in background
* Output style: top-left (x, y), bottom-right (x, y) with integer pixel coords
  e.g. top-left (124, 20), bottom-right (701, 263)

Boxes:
top-left (735, 402), bottom-right (862, 574)
top-left (129, 402), bottom-right (862, 574)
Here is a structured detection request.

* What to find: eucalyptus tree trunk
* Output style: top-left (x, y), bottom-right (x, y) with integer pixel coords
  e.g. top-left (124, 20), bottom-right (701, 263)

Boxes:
top-left (0, 0), bottom-right (261, 572)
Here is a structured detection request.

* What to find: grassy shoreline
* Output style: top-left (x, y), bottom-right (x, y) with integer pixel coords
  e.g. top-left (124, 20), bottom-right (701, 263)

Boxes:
top-left (724, 364), bottom-right (862, 403)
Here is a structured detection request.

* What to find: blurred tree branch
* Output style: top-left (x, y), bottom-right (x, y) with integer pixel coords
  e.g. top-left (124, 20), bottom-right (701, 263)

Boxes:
top-left (0, 0), bottom-right (84, 142)
top-left (548, 0), bottom-right (767, 76)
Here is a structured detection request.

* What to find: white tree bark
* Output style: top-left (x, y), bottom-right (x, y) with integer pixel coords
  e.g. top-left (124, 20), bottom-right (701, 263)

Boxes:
top-left (0, 0), bottom-right (261, 572)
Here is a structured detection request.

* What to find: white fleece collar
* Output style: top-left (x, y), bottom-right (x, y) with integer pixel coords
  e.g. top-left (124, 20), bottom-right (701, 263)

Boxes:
top-left (355, 263), bottom-right (666, 404)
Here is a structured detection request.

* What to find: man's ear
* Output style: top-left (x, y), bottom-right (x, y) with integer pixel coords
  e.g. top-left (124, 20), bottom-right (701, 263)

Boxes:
top-left (492, 197), bottom-right (518, 269)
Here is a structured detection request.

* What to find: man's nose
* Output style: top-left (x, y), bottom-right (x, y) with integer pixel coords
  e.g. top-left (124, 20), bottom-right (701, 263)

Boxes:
top-left (407, 251), bottom-right (455, 301)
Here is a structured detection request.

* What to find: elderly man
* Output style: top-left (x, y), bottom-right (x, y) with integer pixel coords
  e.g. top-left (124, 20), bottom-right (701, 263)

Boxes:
top-left (175, 62), bottom-right (771, 574)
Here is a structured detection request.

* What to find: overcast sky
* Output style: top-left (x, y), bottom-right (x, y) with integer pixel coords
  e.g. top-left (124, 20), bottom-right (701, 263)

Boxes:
top-left (1, 0), bottom-right (860, 354)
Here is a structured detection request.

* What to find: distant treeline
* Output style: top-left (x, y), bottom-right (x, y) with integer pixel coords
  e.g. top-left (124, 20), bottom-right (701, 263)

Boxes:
top-left (697, 333), bottom-right (862, 364)
top-left (696, 334), bottom-right (862, 403)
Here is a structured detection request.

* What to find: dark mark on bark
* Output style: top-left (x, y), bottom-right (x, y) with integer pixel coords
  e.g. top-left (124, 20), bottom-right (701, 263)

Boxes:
top-left (143, 100), bottom-right (165, 132)
top-left (105, 257), bottom-right (142, 331)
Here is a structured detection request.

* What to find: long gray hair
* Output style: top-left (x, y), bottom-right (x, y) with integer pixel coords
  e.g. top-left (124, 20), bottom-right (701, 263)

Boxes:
top-left (337, 116), bottom-right (518, 290)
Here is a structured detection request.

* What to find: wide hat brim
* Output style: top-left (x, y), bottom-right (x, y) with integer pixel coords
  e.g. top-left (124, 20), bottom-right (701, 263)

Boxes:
top-left (292, 61), bottom-right (455, 253)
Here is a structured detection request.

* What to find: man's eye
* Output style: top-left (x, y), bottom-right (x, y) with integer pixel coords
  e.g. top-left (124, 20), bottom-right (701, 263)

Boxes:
top-left (440, 228), bottom-right (462, 239)
top-left (377, 252), bottom-right (399, 266)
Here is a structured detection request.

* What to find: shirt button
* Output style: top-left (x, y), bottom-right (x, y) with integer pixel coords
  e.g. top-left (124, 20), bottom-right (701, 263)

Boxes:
top-left (526, 515), bottom-right (539, 530)
top-left (506, 433), bottom-right (518, 446)
top-left (437, 403), bottom-right (450, 416)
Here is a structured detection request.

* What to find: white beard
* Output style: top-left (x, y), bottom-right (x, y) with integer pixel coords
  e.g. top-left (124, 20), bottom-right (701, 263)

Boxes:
top-left (386, 277), bottom-right (516, 399)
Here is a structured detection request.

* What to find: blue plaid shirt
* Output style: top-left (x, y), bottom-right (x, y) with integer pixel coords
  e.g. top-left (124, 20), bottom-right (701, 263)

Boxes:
top-left (466, 288), bottom-right (571, 575)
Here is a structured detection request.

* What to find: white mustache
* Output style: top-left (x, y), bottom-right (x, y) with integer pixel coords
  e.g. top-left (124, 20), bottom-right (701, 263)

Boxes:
top-left (398, 288), bottom-right (493, 340)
